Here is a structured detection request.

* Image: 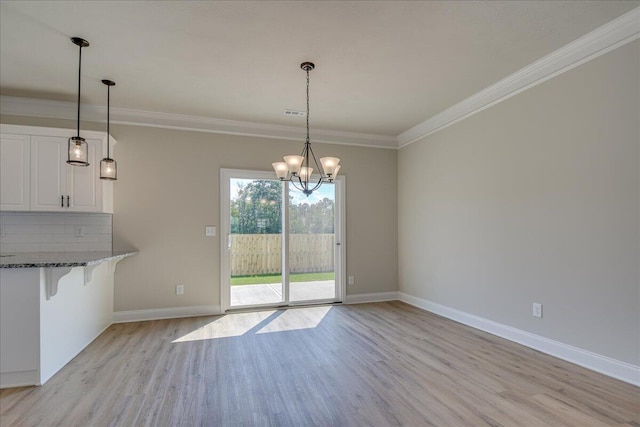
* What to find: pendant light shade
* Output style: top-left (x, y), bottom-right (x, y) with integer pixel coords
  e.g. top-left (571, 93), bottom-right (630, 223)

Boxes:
top-left (272, 162), bottom-right (288, 180)
top-left (100, 79), bottom-right (117, 180)
top-left (272, 62), bottom-right (341, 196)
top-left (319, 157), bottom-right (340, 177)
top-left (68, 136), bottom-right (89, 165)
top-left (67, 37), bottom-right (90, 167)
top-left (100, 158), bottom-right (117, 180)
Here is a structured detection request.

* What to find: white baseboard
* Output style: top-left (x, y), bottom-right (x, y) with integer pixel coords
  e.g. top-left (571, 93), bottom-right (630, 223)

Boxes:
top-left (113, 304), bottom-right (221, 323)
top-left (346, 291), bottom-right (399, 304)
top-left (0, 369), bottom-right (39, 389)
top-left (397, 292), bottom-right (640, 387)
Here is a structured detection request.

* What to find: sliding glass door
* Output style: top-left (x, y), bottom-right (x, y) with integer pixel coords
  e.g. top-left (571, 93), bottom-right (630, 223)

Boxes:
top-left (289, 182), bottom-right (336, 302)
top-left (228, 177), bottom-right (284, 307)
top-left (220, 169), bottom-right (344, 312)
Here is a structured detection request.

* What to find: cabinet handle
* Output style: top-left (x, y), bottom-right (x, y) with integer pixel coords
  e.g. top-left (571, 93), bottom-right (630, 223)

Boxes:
top-left (61, 195), bottom-right (64, 208)
top-left (67, 196), bottom-right (70, 208)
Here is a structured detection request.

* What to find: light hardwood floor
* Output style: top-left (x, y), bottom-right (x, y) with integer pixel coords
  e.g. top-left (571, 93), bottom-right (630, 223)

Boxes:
top-left (1, 302), bottom-right (638, 426)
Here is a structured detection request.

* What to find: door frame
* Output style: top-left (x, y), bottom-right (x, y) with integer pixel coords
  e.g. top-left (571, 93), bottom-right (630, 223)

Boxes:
top-left (220, 168), bottom-right (346, 313)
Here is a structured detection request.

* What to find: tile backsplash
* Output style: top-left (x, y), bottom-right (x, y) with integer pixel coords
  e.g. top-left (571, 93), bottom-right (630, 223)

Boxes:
top-left (0, 212), bottom-right (112, 253)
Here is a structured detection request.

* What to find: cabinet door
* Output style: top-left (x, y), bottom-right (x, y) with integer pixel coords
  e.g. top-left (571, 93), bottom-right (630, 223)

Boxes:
top-left (0, 133), bottom-right (30, 210)
top-left (67, 138), bottom-right (102, 212)
top-left (30, 136), bottom-right (67, 211)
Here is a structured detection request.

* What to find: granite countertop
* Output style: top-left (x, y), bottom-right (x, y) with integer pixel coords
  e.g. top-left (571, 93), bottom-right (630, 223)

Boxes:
top-left (0, 250), bottom-right (138, 268)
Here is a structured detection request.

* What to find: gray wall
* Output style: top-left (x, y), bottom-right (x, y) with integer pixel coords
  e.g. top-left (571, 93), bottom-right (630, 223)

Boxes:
top-left (1, 116), bottom-right (398, 312)
top-left (3, 39), bottom-right (637, 366)
top-left (398, 41), bottom-right (639, 365)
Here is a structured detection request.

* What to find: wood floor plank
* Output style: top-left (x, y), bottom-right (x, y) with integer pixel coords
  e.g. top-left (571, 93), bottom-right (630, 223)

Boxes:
top-left (1, 302), bottom-right (638, 426)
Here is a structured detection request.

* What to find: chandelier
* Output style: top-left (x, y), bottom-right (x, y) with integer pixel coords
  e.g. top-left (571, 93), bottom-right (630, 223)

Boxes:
top-left (272, 62), bottom-right (340, 196)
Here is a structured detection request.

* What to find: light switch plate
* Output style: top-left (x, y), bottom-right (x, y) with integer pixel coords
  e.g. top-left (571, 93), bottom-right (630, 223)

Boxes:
top-left (205, 226), bottom-right (216, 237)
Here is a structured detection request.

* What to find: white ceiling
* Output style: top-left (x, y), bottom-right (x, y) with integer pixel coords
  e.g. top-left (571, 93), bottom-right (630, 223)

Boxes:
top-left (0, 1), bottom-right (637, 138)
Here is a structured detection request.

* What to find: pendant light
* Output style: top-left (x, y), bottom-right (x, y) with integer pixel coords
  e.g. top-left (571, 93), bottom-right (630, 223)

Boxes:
top-left (272, 62), bottom-right (340, 196)
top-left (67, 37), bottom-right (90, 166)
top-left (100, 80), bottom-right (117, 180)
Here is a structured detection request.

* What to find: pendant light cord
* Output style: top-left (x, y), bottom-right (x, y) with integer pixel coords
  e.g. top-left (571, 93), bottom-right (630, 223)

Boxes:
top-left (306, 68), bottom-right (310, 144)
top-left (107, 85), bottom-right (110, 158)
top-left (301, 67), bottom-right (310, 190)
top-left (76, 44), bottom-right (82, 138)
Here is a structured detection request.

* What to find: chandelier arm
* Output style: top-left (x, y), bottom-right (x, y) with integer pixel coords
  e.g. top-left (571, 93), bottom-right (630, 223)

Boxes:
top-left (290, 176), bottom-right (306, 193)
top-left (304, 140), bottom-right (311, 189)
top-left (306, 143), bottom-right (325, 179)
top-left (308, 176), bottom-right (324, 193)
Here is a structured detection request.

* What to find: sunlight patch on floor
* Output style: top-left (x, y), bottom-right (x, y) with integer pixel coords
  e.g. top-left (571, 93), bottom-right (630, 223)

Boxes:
top-left (172, 310), bottom-right (277, 342)
top-left (256, 306), bottom-right (332, 334)
top-left (171, 306), bottom-right (333, 342)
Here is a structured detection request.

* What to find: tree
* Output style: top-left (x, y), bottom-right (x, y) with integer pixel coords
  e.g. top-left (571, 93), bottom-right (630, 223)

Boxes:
top-left (289, 197), bottom-right (334, 234)
top-left (231, 181), bottom-right (335, 234)
top-left (231, 181), bottom-right (282, 234)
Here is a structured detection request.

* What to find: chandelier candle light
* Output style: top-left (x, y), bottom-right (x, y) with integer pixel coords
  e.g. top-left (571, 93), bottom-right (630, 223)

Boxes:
top-left (272, 62), bottom-right (340, 196)
top-left (100, 79), bottom-right (117, 180)
top-left (67, 37), bottom-right (90, 167)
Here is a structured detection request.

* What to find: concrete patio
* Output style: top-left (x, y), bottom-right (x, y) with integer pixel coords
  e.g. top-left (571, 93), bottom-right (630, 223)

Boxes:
top-left (230, 280), bottom-right (336, 306)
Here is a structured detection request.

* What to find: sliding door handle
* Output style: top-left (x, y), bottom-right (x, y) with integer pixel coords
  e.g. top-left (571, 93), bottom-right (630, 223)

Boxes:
top-left (67, 196), bottom-right (70, 208)
top-left (61, 195), bottom-right (64, 208)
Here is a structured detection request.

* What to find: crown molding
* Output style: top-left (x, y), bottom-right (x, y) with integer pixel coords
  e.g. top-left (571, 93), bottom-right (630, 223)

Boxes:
top-left (397, 6), bottom-right (640, 148)
top-left (0, 96), bottom-right (397, 149)
top-left (2, 8), bottom-right (637, 150)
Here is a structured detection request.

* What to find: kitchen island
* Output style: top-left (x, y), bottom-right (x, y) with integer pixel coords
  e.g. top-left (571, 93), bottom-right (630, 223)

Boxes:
top-left (0, 250), bottom-right (137, 388)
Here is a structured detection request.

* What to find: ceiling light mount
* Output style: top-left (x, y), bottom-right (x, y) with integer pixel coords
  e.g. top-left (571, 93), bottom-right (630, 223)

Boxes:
top-left (71, 37), bottom-right (90, 48)
top-left (300, 62), bottom-right (315, 72)
top-left (272, 61), bottom-right (340, 196)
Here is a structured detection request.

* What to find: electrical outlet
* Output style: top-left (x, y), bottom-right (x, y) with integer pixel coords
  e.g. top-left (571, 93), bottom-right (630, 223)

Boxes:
top-left (532, 303), bottom-right (542, 318)
top-left (205, 226), bottom-right (216, 236)
top-left (75, 226), bottom-right (84, 237)
top-left (348, 276), bottom-right (355, 285)
top-left (176, 284), bottom-right (184, 295)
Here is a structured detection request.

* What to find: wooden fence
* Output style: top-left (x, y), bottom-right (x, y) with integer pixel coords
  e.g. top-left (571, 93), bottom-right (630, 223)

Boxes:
top-left (230, 234), bottom-right (334, 276)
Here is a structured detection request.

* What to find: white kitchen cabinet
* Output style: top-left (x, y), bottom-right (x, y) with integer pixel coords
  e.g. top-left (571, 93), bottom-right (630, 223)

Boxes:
top-left (30, 135), bottom-right (68, 211)
top-left (0, 133), bottom-right (30, 210)
top-left (67, 139), bottom-right (103, 212)
top-left (30, 136), bottom-right (103, 212)
top-left (0, 125), bottom-right (115, 213)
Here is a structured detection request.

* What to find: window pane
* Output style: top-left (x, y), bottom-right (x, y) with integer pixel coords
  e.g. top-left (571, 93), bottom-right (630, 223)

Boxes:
top-left (289, 183), bottom-right (336, 302)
